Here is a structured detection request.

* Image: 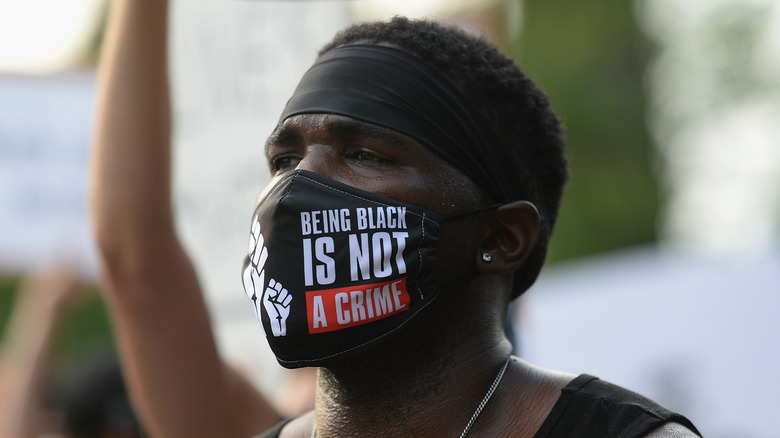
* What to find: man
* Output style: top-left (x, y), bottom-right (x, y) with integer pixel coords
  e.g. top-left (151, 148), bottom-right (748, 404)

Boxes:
top-left (91, 1), bottom-right (700, 437)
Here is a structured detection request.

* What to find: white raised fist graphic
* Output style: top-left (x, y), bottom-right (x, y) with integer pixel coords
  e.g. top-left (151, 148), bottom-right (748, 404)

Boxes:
top-left (242, 219), bottom-right (269, 333)
top-left (263, 278), bottom-right (292, 336)
top-left (242, 218), bottom-right (293, 337)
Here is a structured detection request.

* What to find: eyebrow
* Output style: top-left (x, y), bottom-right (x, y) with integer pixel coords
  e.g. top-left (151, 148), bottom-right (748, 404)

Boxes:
top-left (265, 124), bottom-right (302, 153)
top-left (327, 118), bottom-right (412, 149)
top-left (265, 116), bottom-right (414, 155)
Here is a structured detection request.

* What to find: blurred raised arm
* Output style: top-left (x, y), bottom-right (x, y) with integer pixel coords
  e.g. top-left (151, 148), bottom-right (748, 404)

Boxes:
top-left (0, 263), bottom-right (83, 438)
top-left (90, 1), bottom-right (279, 436)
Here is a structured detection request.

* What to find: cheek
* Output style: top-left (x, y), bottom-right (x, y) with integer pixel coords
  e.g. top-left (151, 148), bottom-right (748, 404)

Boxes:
top-left (425, 167), bottom-right (485, 215)
top-left (433, 216), bottom-right (482, 285)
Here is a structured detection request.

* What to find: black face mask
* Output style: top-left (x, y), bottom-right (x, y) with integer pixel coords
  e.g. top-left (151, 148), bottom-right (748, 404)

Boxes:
top-left (242, 170), bottom-right (487, 368)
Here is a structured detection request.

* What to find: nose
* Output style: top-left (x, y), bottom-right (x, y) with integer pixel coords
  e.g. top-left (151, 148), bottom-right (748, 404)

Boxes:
top-left (296, 144), bottom-right (340, 181)
top-left (277, 113), bottom-right (351, 185)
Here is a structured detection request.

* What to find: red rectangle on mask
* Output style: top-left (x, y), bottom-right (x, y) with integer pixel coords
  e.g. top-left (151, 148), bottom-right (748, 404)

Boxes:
top-left (306, 278), bottom-right (410, 334)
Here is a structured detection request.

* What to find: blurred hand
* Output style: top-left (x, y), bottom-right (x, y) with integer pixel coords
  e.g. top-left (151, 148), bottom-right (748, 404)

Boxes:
top-left (16, 261), bottom-right (89, 322)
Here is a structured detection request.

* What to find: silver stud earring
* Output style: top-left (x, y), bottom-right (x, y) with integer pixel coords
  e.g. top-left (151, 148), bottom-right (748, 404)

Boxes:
top-left (481, 252), bottom-right (492, 263)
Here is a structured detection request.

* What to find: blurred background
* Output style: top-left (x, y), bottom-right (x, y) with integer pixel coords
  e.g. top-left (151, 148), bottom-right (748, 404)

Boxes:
top-left (0, 0), bottom-right (777, 437)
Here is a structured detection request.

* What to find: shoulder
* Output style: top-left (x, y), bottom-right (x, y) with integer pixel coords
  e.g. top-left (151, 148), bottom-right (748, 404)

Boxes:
top-left (527, 373), bottom-right (702, 438)
top-left (644, 422), bottom-right (701, 437)
top-left (578, 377), bottom-right (701, 437)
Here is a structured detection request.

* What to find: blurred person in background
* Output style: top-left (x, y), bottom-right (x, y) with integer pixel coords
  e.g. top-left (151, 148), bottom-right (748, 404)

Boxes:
top-left (90, 1), bottom-right (701, 437)
top-left (0, 262), bottom-right (143, 438)
top-left (52, 350), bottom-right (143, 438)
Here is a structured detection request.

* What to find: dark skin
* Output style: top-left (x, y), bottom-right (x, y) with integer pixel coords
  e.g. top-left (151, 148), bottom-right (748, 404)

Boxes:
top-left (264, 113), bottom-right (474, 210)
top-left (264, 113), bottom-right (572, 438)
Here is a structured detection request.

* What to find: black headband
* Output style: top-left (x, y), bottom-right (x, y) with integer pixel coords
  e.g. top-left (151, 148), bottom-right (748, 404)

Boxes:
top-left (280, 44), bottom-right (521, 203)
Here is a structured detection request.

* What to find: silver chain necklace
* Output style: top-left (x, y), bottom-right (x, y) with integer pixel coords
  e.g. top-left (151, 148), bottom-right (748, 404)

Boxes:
top-left (311, 356), bottom-right (512, 438)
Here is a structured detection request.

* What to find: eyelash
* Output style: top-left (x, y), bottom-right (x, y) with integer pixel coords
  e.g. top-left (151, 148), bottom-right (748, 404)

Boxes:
top-left (271, 155), bottom-right (301, 173)
top-left (346, 148), bottom-right (392, 164)
top-left (269, 146), bottom-right (395, 174)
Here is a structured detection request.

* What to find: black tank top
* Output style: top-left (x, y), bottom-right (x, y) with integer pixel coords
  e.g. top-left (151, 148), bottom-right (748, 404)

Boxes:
top-left (256, 374), bottom-right (701, 437)
top-left (533, 374), bottom-right (700, 437)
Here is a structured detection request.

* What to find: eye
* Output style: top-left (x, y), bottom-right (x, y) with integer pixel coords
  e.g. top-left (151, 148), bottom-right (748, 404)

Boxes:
top-left (347, 148), bottom-right (393, 165)
top-left (271, 155), bottom-right (301, 173)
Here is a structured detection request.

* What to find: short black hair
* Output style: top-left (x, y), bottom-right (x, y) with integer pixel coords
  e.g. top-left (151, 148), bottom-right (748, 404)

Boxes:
top-left (320, 16), bottom-right (568, 297)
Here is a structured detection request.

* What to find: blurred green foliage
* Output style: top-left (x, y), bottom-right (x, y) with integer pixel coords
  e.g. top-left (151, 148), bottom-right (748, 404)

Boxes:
top-left (54, 288), bottom-right (115, 365)
top-left (512, 1), bottom-right (660, 262)
top-left (0, 277), bottom-right (115, 369)
top-left (0, 278), bottom-right (14, 335)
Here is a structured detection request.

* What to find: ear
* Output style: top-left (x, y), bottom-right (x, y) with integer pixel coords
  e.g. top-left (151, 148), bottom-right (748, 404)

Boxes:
top-left (476, 201), bottom-right (541, 274)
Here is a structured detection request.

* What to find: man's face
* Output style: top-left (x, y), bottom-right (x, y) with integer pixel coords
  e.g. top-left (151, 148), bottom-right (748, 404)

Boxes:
top-left (263, 113), bottom-right (481, 217)
top-left (245, 113), bottom-right (487, 365)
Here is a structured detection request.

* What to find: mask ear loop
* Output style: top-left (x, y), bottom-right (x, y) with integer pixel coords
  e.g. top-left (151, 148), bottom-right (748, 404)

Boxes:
top-left (442, 203), bottom-right (502, 222)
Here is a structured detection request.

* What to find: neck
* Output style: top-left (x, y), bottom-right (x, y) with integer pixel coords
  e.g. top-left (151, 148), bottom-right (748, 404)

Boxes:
top-left (313, 283), bottom-right (513, 438)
